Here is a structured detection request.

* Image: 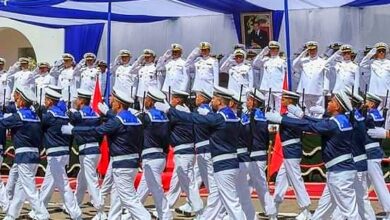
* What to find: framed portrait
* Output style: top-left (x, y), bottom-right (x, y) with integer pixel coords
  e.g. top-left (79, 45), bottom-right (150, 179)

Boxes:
top-left (241, 12), bottom-right (273, 49)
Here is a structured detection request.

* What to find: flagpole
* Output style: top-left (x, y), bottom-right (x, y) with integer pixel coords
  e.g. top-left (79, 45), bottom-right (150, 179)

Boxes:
top-left (104, 0), bottom-right (112, 104)
top-left (284, 0), bottom-right (292, 91)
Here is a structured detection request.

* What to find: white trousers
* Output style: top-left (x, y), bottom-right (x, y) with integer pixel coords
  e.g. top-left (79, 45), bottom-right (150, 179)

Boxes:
top-left (75, 154), bottom-right (104, 211)
top-left (6, 163), bottom-right (49, 220)
top-left (100, 160), bottom-right (113, 199)
top-left (6, 163), bottom-right (18, 200)
top-left (197, 153), bottom-right (226, 220)
top-left (274, 159), bottom-right (311, 209)
top-left (248, 160), bottom-right (277, 216)
top-left (39, 155), bottom-right (82, 219)
top-left (166, 153), bottom-right (203, 212)
top-left (108, 168), bottom-right (151, 220)
top-left (137, 158), bottom-right (172, 220)
top-left (0, 156), bottom-right (9, 211)
top-left (236, 162), bottom-right (256, 220)
top-left (367, 159), bottom-right (390, 213)
top-left (312, 170), bottom-right (360, 220)
top-left (214, 169), bottom-right (247, 220)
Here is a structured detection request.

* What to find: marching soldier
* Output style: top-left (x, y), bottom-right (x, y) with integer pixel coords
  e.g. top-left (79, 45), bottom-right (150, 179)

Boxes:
top-left (35, 62), bottom-right (56, 105)
top-left (57, 53), bottom-right (77, 103)
top-left (273, 90), bottom-right (311, 220)
top-left (253, 41), bottom-right (287, 112)
top-left (32, 88), bottom-right (82, 220)
top-left (245, 89), bottom-right (277, 219)
top-left (221, 49), bottom-right (253, 101)
top-left (186, 42), bottom-right (219, 94)
top-left (266, 91), bottom-right (359, 219)
top-left (293, 41), bottom-right (329, 110)
top-left (69, 89), bottom-right (106, 220)
top-left (135, 49), bottom-right (160, 108)
top-left (136, 87), bottom-right (173, 220)
top-left (362, 93), bottom-right (390, 219)
top-left (157, 44), bottom-right (190, 94)
top-left (164, 89), bottom-right (203, 216)
top-left (360, 42), bottom-right (390, 128)
top-left (3, 87), bottom-right (49, 220)
top-left (326, 45), bottom-right (359, 94)
top-left (155, 85), bottom-right (247, 220)
top-left (62, 86), bottom-right (151, 219)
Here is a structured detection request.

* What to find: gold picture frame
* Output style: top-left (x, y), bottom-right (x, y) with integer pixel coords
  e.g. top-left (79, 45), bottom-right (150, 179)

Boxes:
top-left (241, 12), bottom-right (273, 49)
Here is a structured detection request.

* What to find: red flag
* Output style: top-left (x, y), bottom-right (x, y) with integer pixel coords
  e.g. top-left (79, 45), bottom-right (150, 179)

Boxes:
top-left (91, 78), bottom-right (110, 175)
top-left (268, 72), bottom-right (288, 179)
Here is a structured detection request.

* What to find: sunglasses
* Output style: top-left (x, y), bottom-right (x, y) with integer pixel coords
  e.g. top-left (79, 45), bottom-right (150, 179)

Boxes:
top-left (377, 49), bottom-right (386, 53)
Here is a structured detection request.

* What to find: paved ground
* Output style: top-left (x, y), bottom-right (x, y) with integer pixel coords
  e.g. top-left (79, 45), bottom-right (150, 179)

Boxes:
top-left (1, 193), bottom-right (387, 219)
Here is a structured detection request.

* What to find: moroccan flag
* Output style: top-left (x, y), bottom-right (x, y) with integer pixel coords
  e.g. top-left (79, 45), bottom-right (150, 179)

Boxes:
top-left (91, 78), bottom-right (110, 175)
top-left (268, 72), bottom-right (288, 179)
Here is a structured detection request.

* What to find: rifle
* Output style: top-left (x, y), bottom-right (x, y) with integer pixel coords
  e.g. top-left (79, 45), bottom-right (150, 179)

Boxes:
top-left (383, 89), bottom-right (389, 122)
top-left (67, 85), bottom-right (73, 149)
top-left (266, 88), bottom-right (272, 112)
top-left (2, 88), bottom-right (6, 113)
top-left (141, 91), bottom-right (146, 127)
top-left (38, 88), bottom-right (43, 119)
top-left (188, 76), bottom-right (194, 112)
top-left (168, 86), bottom-right (171, 104)
top-left (237, 85), bottom-right (244, 117)
top-left (301, 88), bottom-right (306, 114)
top-left (362, 84), bottom-right (368, 117)
top-left (349, 86), bottom-right (355, 125)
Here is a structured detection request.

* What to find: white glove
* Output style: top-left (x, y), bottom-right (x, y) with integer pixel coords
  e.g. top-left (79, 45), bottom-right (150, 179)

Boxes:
top-left (98, 102), bottom-right (109, 115)
top-left (61, 123), bottom-right (74, 135)
top-left (176, 104), bottom-right (190, 113)
top-left (197, 107), bottom-right (210, 115)
top-left (163, 49), bottom-right (172, 59)
top-left (368, 48), bottom-right (377, 56)
top-left (69, 108), bottom-right (77, 113)
top-left (191, 47), bottom-right (201, 56)
top-left (367, 127), bottom-right (388, 139)
top-left (155, 100), bottom-right (171, 113)
top-left (260, 46), bottom-right (270, 56)
top-left (128, 107), bottom-right (139, 115)
top-left (228, 53), bottom-right (235, 62)
top-left (3, 113), bottom-right (12, 118)
top-left (287, 104), bottom-right (304, 119)
top-left (265, 111), bottom-right (283, 124)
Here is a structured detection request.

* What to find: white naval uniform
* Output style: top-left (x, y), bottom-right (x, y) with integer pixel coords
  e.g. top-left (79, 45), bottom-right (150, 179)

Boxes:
top-left (161, 58), bottom-right (189, 93)
top-left (35, 73), bottom-right (56, 104)
top-left (331, 60), bottom-right (359, 93)
top-left (254, 55), bottom-right (287, 112)
top-left (190, 56), bottom-right (219, 93)
top-left (361, 56), bottom-right (390, 128)
top-left (293, 55), bottom-right (329, 110)
top-left (0, 70), bottom-right (11, 104)
top-left (136, 63), bottom-right (160, 98)
top-left (80, 67), bottom-right (99, 93)
top-left (114, 63), bottom-right (137, 98)
top-left (10, 69), bottom-right (34, 99)
top-left (227, 62), bottom-right (253, 100)
top-left (58, 67), bottom-right (77, 102)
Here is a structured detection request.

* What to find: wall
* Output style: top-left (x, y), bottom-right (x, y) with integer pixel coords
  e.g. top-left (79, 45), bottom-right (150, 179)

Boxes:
top-left (0, 17), bottom-right (65, 68)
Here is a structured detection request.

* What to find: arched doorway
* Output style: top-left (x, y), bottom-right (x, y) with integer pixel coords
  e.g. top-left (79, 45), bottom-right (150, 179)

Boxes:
top-left (0, 27), bottom-right (36, 68)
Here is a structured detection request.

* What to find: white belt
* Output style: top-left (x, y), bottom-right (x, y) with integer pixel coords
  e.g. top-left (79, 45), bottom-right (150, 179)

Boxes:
top-left (174, 143), bottom-right (193, 152)
top-left (112, 154), bottom-right (139, 162)
top-left (250, 150), bottom-right (267, 157)
top-left (325, 154), bottom-right (352, 169)
top-left (46, 146), bottom-right (69, 155)
top-left (212, 153), bottom-right (237, 163)
top-left (353, 154), bottom-right (367, 162)
top-left (79, 142), bottom-right (99, 151)
top-left (142, 148), bottom-right (163, 156)
top-left (15, 147), bottom-right (39, 154)
top-left (364, 142), bottom-right (380, 150)
top-left (237, 148), bottom-right (248, 154)
top-left (195, 140), bottom-right (209, 148)
top-left (282, 138), bottom-right (300, 147)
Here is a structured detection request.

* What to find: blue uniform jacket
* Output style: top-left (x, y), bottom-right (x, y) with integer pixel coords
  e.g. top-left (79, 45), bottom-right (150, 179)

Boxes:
top-left (139, 107), bottom-right (169, 159)
top-left (250, 108), bottom-right (269, 161)
top-left (168, 106), bottom-right (239, 172)
top-left (280, 113), bottom-right (303, 159)
top-left (237, 112), bottom-right (252, 162)
top-left (168, 106), bottom-right (195, 154)
top-left (281, 113), bottom-right (355, 172)
top-left (73, 109), bottom-right (143, 168)
top-left (0, 107), bottom-right (42, 163)
top-left (193, 104), bottom-right (212, 154)
top-left (69, 105), bottom-right (101, 155)
top-left (42, 106), bottom-right (71, 156)
top-left (350, 109), bottom-right (368, 171)
top-left (364, 108), bottom-right (384, 159)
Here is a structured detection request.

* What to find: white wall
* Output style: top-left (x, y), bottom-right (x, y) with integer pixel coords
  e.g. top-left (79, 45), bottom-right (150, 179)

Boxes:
top-left (0, 17), bottom-right (64, 67)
